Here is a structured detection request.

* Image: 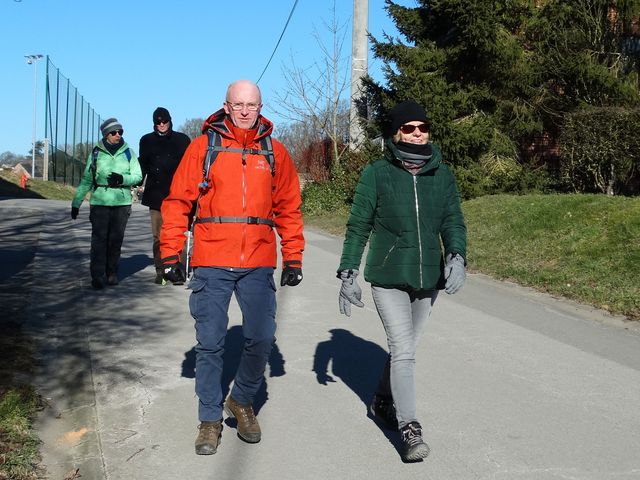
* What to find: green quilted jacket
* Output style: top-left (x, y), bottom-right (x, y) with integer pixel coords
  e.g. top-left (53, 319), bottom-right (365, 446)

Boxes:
top-left (71, 140), bottom-right (143, 208)
top-left (338, 141), bottom-right (466, 290)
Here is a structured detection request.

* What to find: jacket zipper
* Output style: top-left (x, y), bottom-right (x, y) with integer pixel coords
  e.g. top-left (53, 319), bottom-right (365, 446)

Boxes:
top-left (413, 176), bottom-right (423, 289)
top-left (240, 149), bottom-right (248, 266)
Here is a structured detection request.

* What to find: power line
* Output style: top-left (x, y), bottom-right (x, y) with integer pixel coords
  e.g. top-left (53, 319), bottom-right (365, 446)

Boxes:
top-left (256, 0), bottom-right (299, 84)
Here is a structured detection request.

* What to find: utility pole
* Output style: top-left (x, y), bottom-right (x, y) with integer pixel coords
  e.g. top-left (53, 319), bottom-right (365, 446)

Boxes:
top-left (349, 0), bottom-right (368, 151)
top-left (25, 54), bottom-right (43, 178)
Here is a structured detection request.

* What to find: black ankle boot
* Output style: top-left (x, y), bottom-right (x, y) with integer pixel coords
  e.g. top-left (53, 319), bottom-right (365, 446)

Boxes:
top-left (400, 421), bottom-right (430, 461)
top-left (370, 394), bottom-right (398, 430)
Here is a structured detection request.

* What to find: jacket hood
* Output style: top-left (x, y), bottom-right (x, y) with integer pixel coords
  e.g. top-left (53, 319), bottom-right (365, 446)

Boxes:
top-left (384, 138), bottom-right (442, 174)
top-left (201, 109), bottom-right (274, 144)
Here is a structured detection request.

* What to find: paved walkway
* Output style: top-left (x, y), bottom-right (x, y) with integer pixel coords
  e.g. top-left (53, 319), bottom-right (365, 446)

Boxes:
top-left (1, 198), bottom-right (640, 480)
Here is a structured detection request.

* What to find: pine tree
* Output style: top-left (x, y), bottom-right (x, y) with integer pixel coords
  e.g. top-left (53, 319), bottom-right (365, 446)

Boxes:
top-left (365, 0), bottom-right (640, 197)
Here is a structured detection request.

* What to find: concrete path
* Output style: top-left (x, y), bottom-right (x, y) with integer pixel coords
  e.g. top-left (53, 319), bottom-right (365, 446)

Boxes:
top-left (1, 198), bottom-right (640, 480)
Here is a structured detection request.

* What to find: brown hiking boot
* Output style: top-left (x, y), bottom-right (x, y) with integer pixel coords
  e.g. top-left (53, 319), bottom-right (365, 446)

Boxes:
top-left (195, 421), bottom-right (222, 455)
top-left (223, 396), bottom-right (261, 443)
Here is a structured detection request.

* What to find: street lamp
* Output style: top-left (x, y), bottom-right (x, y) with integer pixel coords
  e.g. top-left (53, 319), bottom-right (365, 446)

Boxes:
top-left (25, 54), bottom-right (43, 179)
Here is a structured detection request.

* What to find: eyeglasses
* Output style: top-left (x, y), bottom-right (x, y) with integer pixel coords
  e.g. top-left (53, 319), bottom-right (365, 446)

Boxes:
top-left (108, 129), bottom-right (123, 136)
top-left (399, 123), bottom-right (430, 134)
top-left (225, 101), bottom-right (261, 112)
top-left (154, 119), bottom-right (169, 125)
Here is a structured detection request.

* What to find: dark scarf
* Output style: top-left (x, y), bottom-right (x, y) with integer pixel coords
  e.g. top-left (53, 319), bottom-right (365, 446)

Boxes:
top-left (104, 138), bottom-right (124, 156)
top-left (388, 140), bottom-right (433, 165)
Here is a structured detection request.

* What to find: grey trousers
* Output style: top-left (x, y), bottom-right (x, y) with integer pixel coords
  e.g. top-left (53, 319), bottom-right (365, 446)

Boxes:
top-left (371, 285), bottom-right (438, 428)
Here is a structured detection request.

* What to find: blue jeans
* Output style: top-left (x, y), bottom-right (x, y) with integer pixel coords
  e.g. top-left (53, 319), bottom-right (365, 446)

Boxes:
top-left (371, 286), bottom-right (438, 428)
top-left (188, 267), bottom-right (277, 422)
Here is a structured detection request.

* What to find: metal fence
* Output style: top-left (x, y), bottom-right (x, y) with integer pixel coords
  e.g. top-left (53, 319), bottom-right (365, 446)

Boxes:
top-left (44, 56), bottom-right (103, 185)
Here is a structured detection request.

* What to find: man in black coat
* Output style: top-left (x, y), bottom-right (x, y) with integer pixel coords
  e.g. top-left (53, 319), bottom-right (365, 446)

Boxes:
top-left (139, 107), bottom-right (191, 284)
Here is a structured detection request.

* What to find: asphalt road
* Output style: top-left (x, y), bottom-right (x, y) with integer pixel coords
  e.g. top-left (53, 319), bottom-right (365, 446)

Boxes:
top-left (1, 198), bottom-right (639, 480)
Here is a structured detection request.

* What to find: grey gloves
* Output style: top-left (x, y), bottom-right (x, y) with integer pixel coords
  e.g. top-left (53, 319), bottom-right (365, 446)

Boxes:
top-left (338, 269), bottom-right (364, 316)
top-left (444, 253), bottom-right (466, 294)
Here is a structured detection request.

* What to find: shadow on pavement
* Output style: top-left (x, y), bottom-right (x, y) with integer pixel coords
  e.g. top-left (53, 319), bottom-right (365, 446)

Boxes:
top-left (312, 328), bottom-right (405, 457)
top-left (180, 326), bottom-right (286, 416)
top-left (118, 253), bottom-right (153, 280)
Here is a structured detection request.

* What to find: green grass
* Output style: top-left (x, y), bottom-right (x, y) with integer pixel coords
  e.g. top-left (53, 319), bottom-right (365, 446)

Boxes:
top-left (0, 171), bottom-right (76, 201)
top-left (304, 193), bottom-right (640, 320)
top-left (0, 387), bottom-right (40, 480)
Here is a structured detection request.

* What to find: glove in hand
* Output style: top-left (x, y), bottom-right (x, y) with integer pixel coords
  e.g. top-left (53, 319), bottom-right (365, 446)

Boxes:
top-left (107, 172), bottom-right (124, 187)
top-left (71, 207), bottom-right (79, 220)
top-left (280, 265), bottom-right (303, 286)
top-left (444, 253), bottom-right (466, 294)
top-left (163, 262), bottom-right (185, 285)
top-left (339, 269), bottom-right (365, 316)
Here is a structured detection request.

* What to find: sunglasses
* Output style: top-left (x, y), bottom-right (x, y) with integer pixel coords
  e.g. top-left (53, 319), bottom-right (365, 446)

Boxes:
top-left (108, 129), bottom-right (123, 136)
top-left (155, 119), bottom-right (169, 125)
top-left (399, 123), bottom-right (429, 134)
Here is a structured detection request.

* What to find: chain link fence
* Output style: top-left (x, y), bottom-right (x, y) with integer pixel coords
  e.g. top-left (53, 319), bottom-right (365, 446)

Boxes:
top-left (44, 56), bottom-right (103, 185)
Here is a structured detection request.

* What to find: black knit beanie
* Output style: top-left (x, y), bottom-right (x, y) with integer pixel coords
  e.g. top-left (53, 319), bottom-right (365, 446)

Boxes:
top-left (388, 100), bottom-right (430, 133)
top-left (153, 107), bottom-right (171, 125)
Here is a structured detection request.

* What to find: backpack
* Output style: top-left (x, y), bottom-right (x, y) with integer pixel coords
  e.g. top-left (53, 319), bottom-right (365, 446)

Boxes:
top-left (198, 129), bottom-right (275, 191)
top-left (91, 146), bottom-right (132, 190)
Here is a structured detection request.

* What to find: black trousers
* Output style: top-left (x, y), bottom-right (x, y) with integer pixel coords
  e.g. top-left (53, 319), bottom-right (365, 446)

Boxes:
top-left (89, 205), bottom-right (131, 280)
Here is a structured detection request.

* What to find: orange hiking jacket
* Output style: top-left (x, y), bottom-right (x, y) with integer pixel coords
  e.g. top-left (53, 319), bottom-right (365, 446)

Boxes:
top-left (160, 110), bottom-right (304, 269)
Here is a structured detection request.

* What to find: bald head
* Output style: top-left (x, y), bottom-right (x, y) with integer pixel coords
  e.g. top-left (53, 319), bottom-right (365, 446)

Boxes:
top-left (224, 80), bottom-right (263, 129)
top-left (226, 80), bottom-right (262, 103)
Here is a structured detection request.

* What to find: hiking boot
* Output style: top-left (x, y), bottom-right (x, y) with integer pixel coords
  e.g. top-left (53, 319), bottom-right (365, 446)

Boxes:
top-left (195, 421), bottom-right (222, 455)
top-left (91, 277), bottom-right (104, 289)
top-left (223, 396), bottom-right (261, 443)
top-left (370, 394), bottom-right (398, 430)
top-left (154, 273), bottom-right (165, 285)
top-left (107, 274), bottom-right (119, 286)
top-left (400, 421), bottom-right (430, 461)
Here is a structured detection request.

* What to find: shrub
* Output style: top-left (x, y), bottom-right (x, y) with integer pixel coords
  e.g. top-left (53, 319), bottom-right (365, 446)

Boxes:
top-left (559, 107), bottom-right (640, 195)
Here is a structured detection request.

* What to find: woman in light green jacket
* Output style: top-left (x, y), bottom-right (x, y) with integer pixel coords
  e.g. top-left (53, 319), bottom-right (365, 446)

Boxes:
top-left (71, 118), bottom-right (142, 289)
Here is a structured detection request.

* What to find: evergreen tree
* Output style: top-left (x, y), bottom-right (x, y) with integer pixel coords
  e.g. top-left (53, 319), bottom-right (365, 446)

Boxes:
top-left (365, 0), bottom-right (640, 197)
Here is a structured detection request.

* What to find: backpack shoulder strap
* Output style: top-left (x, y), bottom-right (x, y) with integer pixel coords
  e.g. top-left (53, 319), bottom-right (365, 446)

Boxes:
top-left (91, 146), bottom-right (100, 190)
top-left (124, 147), bottom-right (132, 162)
top-left (199, 129), bottom-right (222, 189)
top-left (259, 135), bottom-right (276, 177)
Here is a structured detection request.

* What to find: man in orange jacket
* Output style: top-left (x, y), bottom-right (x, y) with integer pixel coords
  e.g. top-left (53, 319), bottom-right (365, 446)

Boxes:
top-left (160, 79), bottom-right (304, 455)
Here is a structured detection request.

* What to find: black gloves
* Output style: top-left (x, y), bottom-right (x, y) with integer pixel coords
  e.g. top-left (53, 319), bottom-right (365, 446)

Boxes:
top-left (280, 264), bottom-right (303, 286)
top-left (107, 172), bottom-right (124, 187)
top-left (71, 207), bottom-right (79, 220)
top-left (163, 262), bottom-right (185, 285)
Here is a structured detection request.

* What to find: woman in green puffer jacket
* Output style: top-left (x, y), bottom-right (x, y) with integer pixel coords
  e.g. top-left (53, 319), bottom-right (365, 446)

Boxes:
top-left (71, 118), bottom-right (142, 289)
top-left (337, 100), bottom-right (467, 462)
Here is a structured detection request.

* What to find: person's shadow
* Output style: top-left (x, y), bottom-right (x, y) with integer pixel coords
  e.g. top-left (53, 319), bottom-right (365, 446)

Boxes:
top-left (118, 254), bottom-right (153, 279)
top-left (181, 325), bottom-right (285, 416)
top-left (313, 328), bottom-right (406, 458)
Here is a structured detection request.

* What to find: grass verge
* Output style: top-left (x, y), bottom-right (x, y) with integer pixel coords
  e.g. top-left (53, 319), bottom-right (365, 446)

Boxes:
top-left (0, 171), bottom-right (76, 201)
top-left (304, 193), bottom-right (640, 320)
top-left (0, 387), bottom-right (41, 480)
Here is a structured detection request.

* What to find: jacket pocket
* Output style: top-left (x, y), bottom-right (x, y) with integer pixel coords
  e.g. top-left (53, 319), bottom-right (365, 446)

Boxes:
top-left (188, 273), bottom-right (207, 321)
top-left (381, 237), bottom-right (400, 267)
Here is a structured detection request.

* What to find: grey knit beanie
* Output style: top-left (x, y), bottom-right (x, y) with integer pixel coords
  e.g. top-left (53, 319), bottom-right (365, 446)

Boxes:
top-left (100, 117), bottom-right (123, 137)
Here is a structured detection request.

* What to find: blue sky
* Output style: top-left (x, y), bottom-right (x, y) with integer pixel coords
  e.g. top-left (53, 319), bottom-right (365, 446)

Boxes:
top-left (1, 0), bottom-right (409, 156)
